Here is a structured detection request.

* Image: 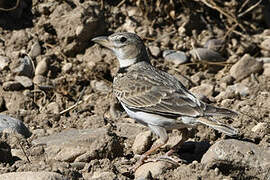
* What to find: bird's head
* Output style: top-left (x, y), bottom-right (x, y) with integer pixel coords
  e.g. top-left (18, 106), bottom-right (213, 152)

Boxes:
top-left (92, 32), bottom-right (149, 68)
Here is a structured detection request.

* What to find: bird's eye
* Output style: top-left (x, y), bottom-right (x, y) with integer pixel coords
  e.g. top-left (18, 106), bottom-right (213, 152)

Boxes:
top-left (120, 36), bottom-right (127, 43)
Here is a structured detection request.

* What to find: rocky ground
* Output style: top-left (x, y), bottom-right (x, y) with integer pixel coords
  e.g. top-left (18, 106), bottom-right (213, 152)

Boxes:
top-left (0, 0), bottom-right (270, 179)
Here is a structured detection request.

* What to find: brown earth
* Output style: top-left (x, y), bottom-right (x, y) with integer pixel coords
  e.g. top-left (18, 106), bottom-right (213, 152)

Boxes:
top-left (0, 0), bottom-right (269, 179)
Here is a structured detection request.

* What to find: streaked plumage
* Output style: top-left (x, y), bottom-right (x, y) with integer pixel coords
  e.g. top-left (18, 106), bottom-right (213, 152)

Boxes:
top-left (92, 32), bottom-right (238, 170)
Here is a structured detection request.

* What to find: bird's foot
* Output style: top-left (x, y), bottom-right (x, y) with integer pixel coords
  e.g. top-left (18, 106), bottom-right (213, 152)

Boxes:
top-left (153, 154), bottom-right (187, 165)
top-left (147, 149), bottom-right (187, 165)
top-left (130, 154), bottom-right (148, 172)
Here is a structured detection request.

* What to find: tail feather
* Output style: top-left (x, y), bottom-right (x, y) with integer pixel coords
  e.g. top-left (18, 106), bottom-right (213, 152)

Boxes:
top-left (197, 117), bottom-right (238, 136)
top-left (204, 104), bottom-right (238, 117)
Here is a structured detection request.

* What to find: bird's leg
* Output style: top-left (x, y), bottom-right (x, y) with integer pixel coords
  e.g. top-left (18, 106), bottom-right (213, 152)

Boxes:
top-left (156, 128), bottom-right (189, 164)
top-left (131, 125), bottom-right (169, 171)
top-left (131, 142), bottom-right (166, 172)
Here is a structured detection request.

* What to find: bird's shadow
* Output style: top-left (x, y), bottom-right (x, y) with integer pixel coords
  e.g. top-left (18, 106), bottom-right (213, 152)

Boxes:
top-left (177, 140), bottom-right (211, 163)
top-left (176, 134), bottom-right (249, 163)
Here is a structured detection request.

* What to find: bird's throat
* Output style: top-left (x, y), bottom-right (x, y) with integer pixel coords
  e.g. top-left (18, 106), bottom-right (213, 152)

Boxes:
top-left (118, 57), bottom-right (137, 68)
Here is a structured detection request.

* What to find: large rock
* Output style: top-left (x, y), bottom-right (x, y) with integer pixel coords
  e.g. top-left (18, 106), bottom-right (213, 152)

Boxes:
top-left (32, 128), bottom-right (123, 162)
top-left (50, 2), bottom-right (106, 56)
top-left (0, 114), bottom-right (31, 138)
top-left (201, 139), bottom-right (270, 179)
top-left (230, 54), bottom-right (263, 81)
top-left (0, 171), bottom-right (66, 180)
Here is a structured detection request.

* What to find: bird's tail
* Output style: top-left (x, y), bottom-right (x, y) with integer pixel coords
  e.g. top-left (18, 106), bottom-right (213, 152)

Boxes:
top-left (204, 104), bottom-right (238, 117)
top-left (197, 117), bottom-right (238, 136)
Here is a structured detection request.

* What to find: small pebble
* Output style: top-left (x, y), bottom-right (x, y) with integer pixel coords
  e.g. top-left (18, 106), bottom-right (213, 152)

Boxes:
top-left (190, 48), bottom-right (225, 62)
top-left (29, 41), bottom-right (41, 58)
top-left (230, 54), bottom-right (263, 81)
top-left (251, 123), bottom-right (268, 133)
top-left (149, 46), bottom-right (161, 57)
top-left (47, 102), bottom-right (60, 114)
top-left (261, 38), bottom-right (270, 51)
top-left (91, 80), bottom-right (111, 93)
top-left (35, 58), bottom-right (48, 75)
top-left (0, 56), bottom-right (10, 70)
top-left (163, 50), bottom-right (188, 65)
top-left (62, 63), bottom-right (72, 73)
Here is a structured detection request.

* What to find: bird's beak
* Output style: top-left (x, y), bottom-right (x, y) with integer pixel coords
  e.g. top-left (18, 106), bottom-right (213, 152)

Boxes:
top-left (92, 36), bottom-right (113, 49)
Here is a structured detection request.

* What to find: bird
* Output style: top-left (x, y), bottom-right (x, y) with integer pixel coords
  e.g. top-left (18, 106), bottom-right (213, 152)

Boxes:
top-left (92, 32), bottom-right (238, 170)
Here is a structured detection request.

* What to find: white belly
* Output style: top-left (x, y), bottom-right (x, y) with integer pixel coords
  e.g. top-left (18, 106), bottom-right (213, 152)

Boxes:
top-left (121, 103), bottom-right (191, 129)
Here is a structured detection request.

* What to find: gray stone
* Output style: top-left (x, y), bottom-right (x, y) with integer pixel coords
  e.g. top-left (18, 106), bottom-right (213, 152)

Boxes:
top-left (15, 76), bottom-right (33, 88)
top-left (12, 56), bottom-right (35, 78)
top-left (163, 50), bottom-right (188, 65)
top-left (230, 54), bottom-right (263, 81)
top-left (0, 171), bottom-right (67, 180)
top-left (132, 131), bottom-right (152, 154)
top-left (201, 139), bottom-right (270, 179)
top-left (0, 56), bottom-right (10, 70)
top-left (0, 114), bottom-right (31, 138)
top-left (32, 128), bottom-right (123, 162)
top-left (29, 41), bottom-right (41, 58)
top-left (3, 81), bottom-right (24, 91)
top-left (190, 48), bottom-right (225, 62)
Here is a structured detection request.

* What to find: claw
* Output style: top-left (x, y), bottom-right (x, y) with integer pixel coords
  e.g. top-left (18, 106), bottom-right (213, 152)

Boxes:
top-left (130, 154), bottom-right (147, 172)
top-left (155, 154), bottom-right (187, 165)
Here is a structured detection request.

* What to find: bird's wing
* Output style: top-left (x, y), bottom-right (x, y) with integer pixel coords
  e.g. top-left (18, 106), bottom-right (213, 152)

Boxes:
top-left (113, 65), bottom-right (203, 117)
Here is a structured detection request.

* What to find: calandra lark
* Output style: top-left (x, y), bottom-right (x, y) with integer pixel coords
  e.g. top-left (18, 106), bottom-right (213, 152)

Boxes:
top-left (92, 32), bottom-right (238, 170)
